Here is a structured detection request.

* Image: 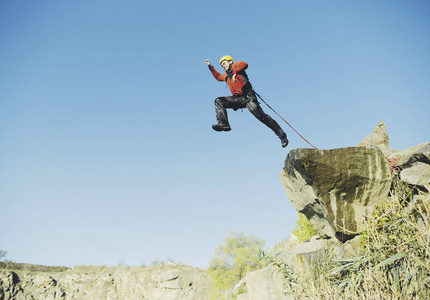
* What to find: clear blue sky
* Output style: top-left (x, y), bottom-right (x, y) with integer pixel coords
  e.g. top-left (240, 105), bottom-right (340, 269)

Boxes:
top-left (1, 0), bottom-right (429, 269)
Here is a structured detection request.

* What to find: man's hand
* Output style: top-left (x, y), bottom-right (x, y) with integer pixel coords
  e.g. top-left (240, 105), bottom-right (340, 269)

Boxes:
top-left (232, 74), bottom-right (237, 82)
top-left (205, 59), bottom-right (210, 66)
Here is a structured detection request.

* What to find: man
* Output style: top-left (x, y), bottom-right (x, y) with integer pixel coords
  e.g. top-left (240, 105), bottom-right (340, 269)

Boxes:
top-left (205, 55), bottom-right (288, 148)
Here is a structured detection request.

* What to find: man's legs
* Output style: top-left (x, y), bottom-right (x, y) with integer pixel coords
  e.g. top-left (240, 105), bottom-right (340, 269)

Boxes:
top-left (246, 93), bottom-right (289, 147)
top-left (213, 96), bottom-right (244, 131)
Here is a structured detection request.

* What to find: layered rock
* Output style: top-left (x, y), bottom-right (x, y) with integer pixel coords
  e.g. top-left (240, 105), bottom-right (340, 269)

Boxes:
top-left (0, 265), bottom-right (211, 300)
top-left (280, 120), bottom-right (429, 241)
top-left (280, 146), bottom-right (391, 241)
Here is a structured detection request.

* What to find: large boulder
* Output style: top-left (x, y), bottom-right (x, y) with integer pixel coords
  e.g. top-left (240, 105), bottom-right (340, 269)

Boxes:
top-left (242, 267), bottom-right (285, 300)
top-left (238, 236), bottom-right (361, 300)
top-left (394, 143), bottom-right (430, 188)
top-left (280, 120), bottom-right (429, 241)
top-left (280, 146), bottom-right (391, 241)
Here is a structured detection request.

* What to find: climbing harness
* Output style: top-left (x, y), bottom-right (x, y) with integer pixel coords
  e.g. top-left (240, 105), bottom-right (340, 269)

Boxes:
top-left (254, 92), bottom-right (319, 150)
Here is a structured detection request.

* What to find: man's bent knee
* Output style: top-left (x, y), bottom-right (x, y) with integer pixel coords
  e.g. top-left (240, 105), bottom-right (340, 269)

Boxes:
top-left (215, 97), bottom-right (226, 109)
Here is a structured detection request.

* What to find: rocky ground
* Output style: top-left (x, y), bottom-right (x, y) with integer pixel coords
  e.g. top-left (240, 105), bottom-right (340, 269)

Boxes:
top-left (0, 263), bottom-right (211, 300)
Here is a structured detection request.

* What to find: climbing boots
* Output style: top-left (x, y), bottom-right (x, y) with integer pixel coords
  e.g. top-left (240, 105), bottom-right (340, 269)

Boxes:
top-left (212, 123), bottom-right (288, 148)
top-left (212, 124), bottom-right (231, 132)
top-left (280, 134), bottom-right (289, 148)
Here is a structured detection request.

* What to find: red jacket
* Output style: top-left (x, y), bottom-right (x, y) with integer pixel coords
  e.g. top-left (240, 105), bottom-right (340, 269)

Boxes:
top-left (209, 61), bottom-right (252, 96)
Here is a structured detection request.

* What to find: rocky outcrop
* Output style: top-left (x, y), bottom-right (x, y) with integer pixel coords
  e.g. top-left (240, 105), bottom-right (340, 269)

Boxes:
top-left (280, 146), bottom-right (391, 241)
top-left (357, 120), bottom-right (393, 155)
top-left (357, 120), bottom-right (430, 188)
top-left (235, 236), bottom-right (362, 300)
top-left (239, 120), bottom-right (429, 299)
top-left (280, 121), bottom-right (429, 241)
top-left (238, 267), bottom-right (284, 300)
top-left (0, 265), bottom-right (211, 300)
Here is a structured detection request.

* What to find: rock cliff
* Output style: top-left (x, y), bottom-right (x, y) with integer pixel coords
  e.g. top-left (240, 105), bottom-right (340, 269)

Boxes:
top-left (280, 120), bottom-right (429, 242)
top-left (280, 146), bottom-right (391, 241)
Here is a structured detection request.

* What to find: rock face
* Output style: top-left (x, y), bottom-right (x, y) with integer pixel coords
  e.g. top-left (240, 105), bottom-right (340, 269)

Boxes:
top-left (241, 267), bottom-right (285, 300)
top-left (280, 146), bottom-right (391, 241)
top-left (0, 265), bottom-right (211, 300)
top-left (280, 120), bottom-right (429, 241)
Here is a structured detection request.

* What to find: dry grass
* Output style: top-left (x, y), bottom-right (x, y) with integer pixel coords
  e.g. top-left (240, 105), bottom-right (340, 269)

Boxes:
top-left (262, 175), bottom-right (430, 299)
top-left (0, 262), bottom-right (70, 273)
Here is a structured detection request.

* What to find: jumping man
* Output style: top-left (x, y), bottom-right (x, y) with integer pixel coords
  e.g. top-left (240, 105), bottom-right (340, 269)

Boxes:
top-left (205, 55), bottom-right (288, 148)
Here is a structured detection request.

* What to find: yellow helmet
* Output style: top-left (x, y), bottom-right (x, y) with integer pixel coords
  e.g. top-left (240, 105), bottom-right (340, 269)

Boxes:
top-left (219, 55), bottom-right (233, 65)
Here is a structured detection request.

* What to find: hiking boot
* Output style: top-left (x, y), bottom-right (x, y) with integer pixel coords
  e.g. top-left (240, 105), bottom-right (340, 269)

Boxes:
top-left (212, 124), bottom-right (231, 132)
top-left (280, 134), bottom-right (289, 148)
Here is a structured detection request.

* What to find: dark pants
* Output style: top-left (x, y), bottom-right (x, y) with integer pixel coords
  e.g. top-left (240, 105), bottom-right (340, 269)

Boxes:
top-left (214, 91), bottom-right (286, 137)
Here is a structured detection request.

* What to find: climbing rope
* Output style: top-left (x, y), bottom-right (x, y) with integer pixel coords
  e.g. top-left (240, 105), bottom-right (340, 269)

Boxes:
top-left (254, 92), bottom-right (319, 150)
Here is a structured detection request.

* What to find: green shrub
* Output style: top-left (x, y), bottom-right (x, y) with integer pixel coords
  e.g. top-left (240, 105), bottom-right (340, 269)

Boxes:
top-left (292, 213), bottom-right (318, 243)
top-left (208, 231), bottom-right (265, 299)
